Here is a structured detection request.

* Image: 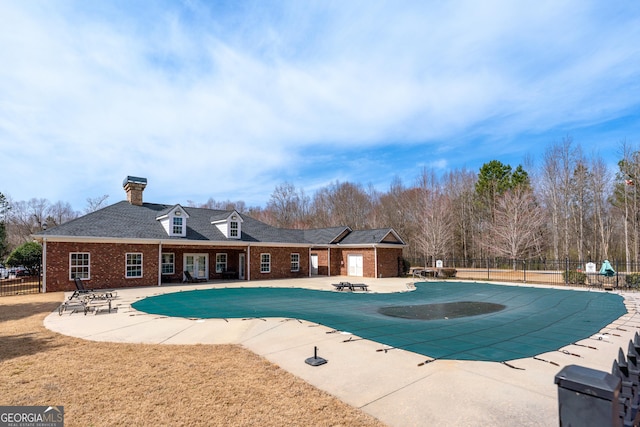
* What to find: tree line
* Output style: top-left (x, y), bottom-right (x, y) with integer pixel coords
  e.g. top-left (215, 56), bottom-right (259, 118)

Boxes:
top-left (1, 137), bottom-right (638, 269)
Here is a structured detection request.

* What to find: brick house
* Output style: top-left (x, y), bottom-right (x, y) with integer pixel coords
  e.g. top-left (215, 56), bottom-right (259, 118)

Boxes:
top-left (33, 177), bottom-right (406, 292)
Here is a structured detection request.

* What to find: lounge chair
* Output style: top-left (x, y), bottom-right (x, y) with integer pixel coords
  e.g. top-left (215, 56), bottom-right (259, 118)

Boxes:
top-left (58, 278), bottom-right (117, 315)
top-left (71, 277), bottom-right (117, 300)
top-left (183, 270), bottom-right (206, 283)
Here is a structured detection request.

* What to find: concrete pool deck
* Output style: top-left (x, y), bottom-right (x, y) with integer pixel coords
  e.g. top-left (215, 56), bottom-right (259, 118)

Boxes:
top-left (44, 277), bottom-right (640, 426)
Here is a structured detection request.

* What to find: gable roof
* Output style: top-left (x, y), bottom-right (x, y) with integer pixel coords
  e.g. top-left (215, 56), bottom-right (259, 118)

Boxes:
top-left (210, 210), bottom-right (243, 224)
top-left (155, 204), bottom-right (189, 220)
top-left (302, 227), bottom-right (352, 244)
top-left (339, 228), bottom-right (405, 245)
top-left (35, 201), bottom-right (405, 247)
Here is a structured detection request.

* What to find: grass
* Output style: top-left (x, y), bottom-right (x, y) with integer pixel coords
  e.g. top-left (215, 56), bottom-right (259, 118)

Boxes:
top-left (0, 293), bottom-right (385, 427)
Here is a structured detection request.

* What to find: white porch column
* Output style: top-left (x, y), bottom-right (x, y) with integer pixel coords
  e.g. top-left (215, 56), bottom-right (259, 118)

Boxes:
top-left (374, 245), bottom-right (378, 278)
top-left (158, 242), bottom-right (162, 286)
top-left (247, 244), bottom-right (251, 281)
top-left (42, 239), bottom-right (47, 293)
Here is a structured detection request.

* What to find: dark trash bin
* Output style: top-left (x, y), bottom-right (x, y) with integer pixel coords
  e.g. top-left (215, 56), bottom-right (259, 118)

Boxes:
top-left (555, 364), bottom-right (621, 427)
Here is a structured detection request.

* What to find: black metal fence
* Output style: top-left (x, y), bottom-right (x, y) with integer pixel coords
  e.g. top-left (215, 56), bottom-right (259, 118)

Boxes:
top-left (408, 258), bottom-right (636, 289)
top-left (0, 276), bottom-right (41, 296)
top-left (0, 264), bottom-right (42, 296)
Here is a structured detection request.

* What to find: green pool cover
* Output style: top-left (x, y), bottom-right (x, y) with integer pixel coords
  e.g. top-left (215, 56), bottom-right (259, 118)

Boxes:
top-left (132, 282), bottom-right (626, 362)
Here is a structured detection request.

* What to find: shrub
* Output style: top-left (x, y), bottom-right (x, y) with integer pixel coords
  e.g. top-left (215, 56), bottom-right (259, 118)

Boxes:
top-left (400, 258), bottom-right (411, 275)
top-left (5, 241), bottom-right (42, 274)
top-left (563, 270), bottom-right (586, 285)
top-left (626, 273), bottom-right (640, 288)
top-left (439, 268), bottom-right (457, 278)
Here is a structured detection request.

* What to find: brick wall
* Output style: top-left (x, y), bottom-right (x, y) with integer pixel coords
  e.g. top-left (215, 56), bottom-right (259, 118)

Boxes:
top-left (45, 242), bottom-right (159, 292)
top-left (311, 249), bottom-right (329, 275)
top-left (327, 247), bottom-right (343, 276)
top-left (334, 247), bottom-right (403, 278)
top-left (249, 246), bottom-right (309, 280)
top-left (336, 248), bottom-right (374, 277)
top-left (44, 241), bottom-right (402, 292)
top-left (376, 248), bottom-right (404, 278)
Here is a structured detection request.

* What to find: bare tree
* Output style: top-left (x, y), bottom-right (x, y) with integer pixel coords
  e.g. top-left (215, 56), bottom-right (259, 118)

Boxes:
top-left (266, 182), bottom-right (310, 228)
top-left (193, 197), bottom-right (248, 212)
top-left (47, 201), bottom-right (79, 227)
top-left (85, 195), bottom-right (110, 213)
top-left (0, 192), bottom-right (10, 258)
top-left (6, 198), bottom-right (50, 246)
top-left (310, 181), bottom-right (372, 229)
top-left (615, 141), bottom-right (640, 270)
top-left (589, 154), bottom-right (614, 261)
top-left (483, 187), bottom-right (545, 267)
top-left (539, 137), bottom-right (579, 260)
top-left (443, 168), bottom-right (477, 262)
top-left (569, 158), bottom-right (589, 262)
top-left (309, 187), bottom-right (332, 228)
top-left (372, 177), bottom-right (418, 256)
top-left (412, 169), bottom-right (454, 267)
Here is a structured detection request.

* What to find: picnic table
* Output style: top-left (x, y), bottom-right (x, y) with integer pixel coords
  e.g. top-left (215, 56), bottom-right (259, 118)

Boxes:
top-left (221, 270), bottom-right (237, 280)
top-left (411, 268), bottom-right (438, 278)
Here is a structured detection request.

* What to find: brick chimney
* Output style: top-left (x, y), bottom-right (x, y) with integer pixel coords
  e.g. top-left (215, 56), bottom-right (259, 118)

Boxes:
top-left (123, 176), bottom-right (147, 206)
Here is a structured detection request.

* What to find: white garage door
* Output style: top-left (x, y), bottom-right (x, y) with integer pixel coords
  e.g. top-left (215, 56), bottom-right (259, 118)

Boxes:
top-left (347, 254), bottom-right (363, 277)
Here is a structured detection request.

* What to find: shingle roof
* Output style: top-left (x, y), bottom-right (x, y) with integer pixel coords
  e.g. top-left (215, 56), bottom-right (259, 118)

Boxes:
top-left (36, 201), bottom-right (404, 246)
top-left (302, 227), bottom-right (351, 244)
top-left (339, 229), bottom-right (405, 245)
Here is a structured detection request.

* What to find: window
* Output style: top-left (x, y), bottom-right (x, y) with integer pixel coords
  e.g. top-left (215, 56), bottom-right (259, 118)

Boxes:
top-left (172, 217), bottom-right (183, 235)
top-left (70, 252), bottom-right (90, 280)
top-left (126, 253), bottom-right (143, 278)
top-left (229, 221), bottom-right (238, 237)
top-left (161, 253), bottom-right (175, 275)
top-left (216, 253), bottom-right (227, 273)
top-left (291, 253), bottom-right (300, 272)
top-left (260, 253), bottom-right (270, 273)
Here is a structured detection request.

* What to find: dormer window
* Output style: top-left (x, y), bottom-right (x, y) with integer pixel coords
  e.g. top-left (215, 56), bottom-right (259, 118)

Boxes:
top-left (230, 221), bottom-right (238, 237)
top-left (156, 205), bottom-right (189, 237)
top-left (211, 210), bottom-right (243, 239)
top-left (172, 216), bottom-right (184, 234)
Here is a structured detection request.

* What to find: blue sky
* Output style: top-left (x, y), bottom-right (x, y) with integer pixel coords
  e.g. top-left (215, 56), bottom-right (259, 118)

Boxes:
top-left (1, 1), bottom-right (639, 210)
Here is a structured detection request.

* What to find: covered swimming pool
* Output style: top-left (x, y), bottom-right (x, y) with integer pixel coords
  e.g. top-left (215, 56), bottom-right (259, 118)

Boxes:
top-left (132, 281), bottom-right (626, 362)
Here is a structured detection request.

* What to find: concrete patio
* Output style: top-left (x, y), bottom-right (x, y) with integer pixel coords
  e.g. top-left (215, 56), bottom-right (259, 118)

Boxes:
top-left (44, 277), bottom-right (640, 426)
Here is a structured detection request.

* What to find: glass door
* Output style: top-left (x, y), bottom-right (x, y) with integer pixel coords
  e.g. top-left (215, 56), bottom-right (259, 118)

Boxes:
top-left (184, 254), bottom-right (208, 280)
top-left (239, 253), bottom-right (245, 280)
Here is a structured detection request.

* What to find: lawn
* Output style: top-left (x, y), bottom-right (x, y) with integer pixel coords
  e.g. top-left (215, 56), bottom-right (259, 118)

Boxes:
top-left (0, 292), bottom-right (384, 427)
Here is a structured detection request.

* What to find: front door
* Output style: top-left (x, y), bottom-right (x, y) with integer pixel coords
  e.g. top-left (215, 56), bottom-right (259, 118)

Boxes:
top-left (310, 254), bottom-right (318, 275)
top-left (239, 253), bottom-right (246, 280)
top-left (184, 254), bottom-right (208, 280)
top-left (347, 254), bottom-right (363, 277)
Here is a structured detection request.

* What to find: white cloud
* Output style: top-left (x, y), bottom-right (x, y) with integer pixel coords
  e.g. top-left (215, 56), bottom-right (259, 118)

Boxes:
top-left (0, 1), bottom-right (639, 208)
